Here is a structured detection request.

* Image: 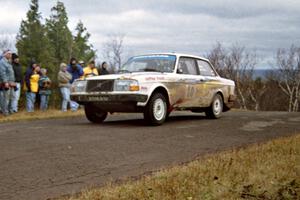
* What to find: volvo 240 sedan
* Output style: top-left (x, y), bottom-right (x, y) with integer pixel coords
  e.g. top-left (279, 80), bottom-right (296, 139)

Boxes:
top-left (71, 53), bottom-right (236, 125)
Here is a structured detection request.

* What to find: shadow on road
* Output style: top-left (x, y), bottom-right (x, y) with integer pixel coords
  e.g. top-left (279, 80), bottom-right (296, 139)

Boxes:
top-left (81, 114), bottom-right (208, 127)
top-left (167, 115), bottom-right (207, 122)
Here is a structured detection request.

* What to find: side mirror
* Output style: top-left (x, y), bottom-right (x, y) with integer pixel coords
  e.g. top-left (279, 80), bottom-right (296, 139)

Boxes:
top-left (177, 68), bottom-right (183, 74)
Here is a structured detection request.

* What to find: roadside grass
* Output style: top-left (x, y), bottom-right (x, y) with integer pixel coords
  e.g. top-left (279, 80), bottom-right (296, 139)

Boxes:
top-left (0, 109), bottom-right (84, 123)
top-left (66, 134), bottom-right (300, 200)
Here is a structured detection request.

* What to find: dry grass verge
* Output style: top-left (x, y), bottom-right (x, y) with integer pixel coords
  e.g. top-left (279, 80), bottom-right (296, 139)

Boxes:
top-left (0, 109), bottom-right (84, 123)
top-left (65, 134), bottom-right (300, 200)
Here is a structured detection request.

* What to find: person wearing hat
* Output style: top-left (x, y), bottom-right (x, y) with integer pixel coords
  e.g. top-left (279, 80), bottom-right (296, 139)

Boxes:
top-left (78, 60), bottom-right (85, 68)
top-left (83, 60), bottom-right (98, 78)
top-left (0, 50), bottom-right (16, 116)
top-left (10, 53), bottom-right (22, 113)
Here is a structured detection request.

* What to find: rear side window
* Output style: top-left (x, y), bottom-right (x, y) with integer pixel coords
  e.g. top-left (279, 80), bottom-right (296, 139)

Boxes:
top-left (197, 60), bottom-right (216, 76)
top-left (178, 57), bottom-right (199, 75)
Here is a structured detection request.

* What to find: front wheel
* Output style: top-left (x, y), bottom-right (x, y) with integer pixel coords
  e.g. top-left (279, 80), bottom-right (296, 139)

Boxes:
top-left (205, 94), bottom-right (223, 119)
top-left (144, 93), bottom-right (167, 126)
top-left (84, 104), bottom-right (108, 123)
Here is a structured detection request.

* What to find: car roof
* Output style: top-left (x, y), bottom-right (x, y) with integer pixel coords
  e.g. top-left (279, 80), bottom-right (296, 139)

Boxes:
top-left (133, 53), bottom-right (210, 62)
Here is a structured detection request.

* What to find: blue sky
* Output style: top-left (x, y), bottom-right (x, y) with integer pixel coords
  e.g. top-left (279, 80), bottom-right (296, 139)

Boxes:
top-left (0, 0), bottom-right (299, 68)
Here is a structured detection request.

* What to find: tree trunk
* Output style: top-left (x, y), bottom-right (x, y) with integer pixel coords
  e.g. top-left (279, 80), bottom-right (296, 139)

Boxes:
top-left (237, 87), bottom-right (247, 110)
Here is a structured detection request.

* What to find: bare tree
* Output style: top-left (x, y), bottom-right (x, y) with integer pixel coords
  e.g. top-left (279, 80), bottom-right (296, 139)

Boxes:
top-left (102, 34), bottom-right (125, 72)
top-left (248, 77), bottom-right (267, 111)
top-left (207, 42), bottom-right (226, 75)
top-left (276, 45), bottom-right (300, 112)
top-left (208, 43), bottom-right (259, 110)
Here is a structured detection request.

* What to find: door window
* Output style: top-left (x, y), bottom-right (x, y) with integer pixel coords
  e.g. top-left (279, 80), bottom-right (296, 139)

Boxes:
top-left (178, 58), bottom-right (199, 75)
top-left (197, 60), bottom-right (216, 76)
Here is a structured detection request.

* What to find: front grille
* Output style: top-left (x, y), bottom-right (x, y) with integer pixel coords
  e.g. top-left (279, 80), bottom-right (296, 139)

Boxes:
top-left (86, 80), bottom-right (114, 92)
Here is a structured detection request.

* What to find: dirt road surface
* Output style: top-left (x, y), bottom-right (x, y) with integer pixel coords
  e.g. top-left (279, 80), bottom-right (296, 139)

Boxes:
top-left (0, 111), bottom-right (300, 200)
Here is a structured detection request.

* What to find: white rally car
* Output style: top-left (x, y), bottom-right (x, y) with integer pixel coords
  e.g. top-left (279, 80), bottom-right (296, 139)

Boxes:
top-left (71, 53), bottom-right (235, 125)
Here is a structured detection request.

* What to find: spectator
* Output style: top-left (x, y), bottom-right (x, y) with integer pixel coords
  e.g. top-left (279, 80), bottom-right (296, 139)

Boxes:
top-left (67, 57), bottom-right (84, 83)
top-left (100, 61), bottom-right (109, 75)
top-left (78, 60), bottom-right (85, 68)
top-left (83, 60), bottom-right (98, 78)
top-left (24, 61), bottom-right (37, 91)
top-left (38, 68), bottom-right (51, 111)
top-left (67, 58), bottom-right (82, 111)
top-left (58, 63), bottom-right (72, 112)
top-left (25, 62), bottom-right (40, 112)
top-left (0, 50), bottom-right (15, 116)
top-left (10, 53), bottom-right (22, 113)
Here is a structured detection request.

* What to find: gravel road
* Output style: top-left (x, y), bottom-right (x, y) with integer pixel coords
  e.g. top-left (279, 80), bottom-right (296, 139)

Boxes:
top-left (0, 111), bottom-right (300, 200)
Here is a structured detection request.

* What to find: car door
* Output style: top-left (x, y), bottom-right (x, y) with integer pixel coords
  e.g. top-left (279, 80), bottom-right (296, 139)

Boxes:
top-left (196, 59), bottom-right (220, 107)
top-left (175, 57), bottom-right (206, 108)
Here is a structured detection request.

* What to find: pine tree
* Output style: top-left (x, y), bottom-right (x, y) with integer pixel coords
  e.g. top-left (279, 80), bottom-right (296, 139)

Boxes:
top-left (16, 0), bottom-right (54, 69)
top-left (72, 21), bottom-right (96, 63)
top-left (46, 1), bottom-right (73, 66)
top-left (16, 0), bottom-right (97, 108)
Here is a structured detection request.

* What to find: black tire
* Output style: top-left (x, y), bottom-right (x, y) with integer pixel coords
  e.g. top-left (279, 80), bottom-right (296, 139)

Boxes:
top-left (144, 93), bottom-right (167, 126)
top-left (84, 104), bottom-right (108, 123)
top-left (166, 111), bottom-right (171, 118)
top-left (205, 94), bottom-right (223, 119)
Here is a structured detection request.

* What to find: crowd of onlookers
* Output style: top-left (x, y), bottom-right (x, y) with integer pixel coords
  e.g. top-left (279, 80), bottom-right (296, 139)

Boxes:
top-left (0, 49), bottom-right (110, 117)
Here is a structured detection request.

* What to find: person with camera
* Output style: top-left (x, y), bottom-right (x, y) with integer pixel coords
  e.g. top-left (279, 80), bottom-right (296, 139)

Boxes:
top-left (38, 68), bottom-right (51, 111)
top-left (0, 50), bottom-right (16, 116)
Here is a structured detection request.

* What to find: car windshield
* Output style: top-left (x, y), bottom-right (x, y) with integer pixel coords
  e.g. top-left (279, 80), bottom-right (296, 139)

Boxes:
top-left (119, 55), bottom-right (176, 73)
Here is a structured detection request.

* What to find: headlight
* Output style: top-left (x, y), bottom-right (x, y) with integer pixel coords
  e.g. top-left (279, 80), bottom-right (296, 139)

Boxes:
top-left (113, 79), bottom-right (139, 91)
top-left (71, 80), bottom-right (87, 93)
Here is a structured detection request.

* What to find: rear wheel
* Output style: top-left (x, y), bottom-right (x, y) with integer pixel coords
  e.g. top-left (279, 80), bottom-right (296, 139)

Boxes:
top-left (84, 104), bottom-right (107, 123)
top-left (144, 93), bottom-right (167, 125)
top-left (205, 94), bottom-right (223, 119)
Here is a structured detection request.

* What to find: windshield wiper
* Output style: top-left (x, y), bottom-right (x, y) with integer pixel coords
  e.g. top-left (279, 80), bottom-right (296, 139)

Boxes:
top-left (117, 69), bottom-right (132, 74)
top-left (143, 68), bottom-right (163, 72)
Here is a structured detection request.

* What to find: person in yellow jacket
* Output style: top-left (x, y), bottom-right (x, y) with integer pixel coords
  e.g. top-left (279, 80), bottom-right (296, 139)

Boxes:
top-left (26, 65), bottom-right (40, 112)
top-left (30, 69), bottom-right (40, 93)
top-left (83, 60), bottom-right (98, 78)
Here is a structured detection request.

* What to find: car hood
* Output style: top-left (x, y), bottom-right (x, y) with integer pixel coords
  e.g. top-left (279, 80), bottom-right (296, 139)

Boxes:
top-left (86, 72), bottom-right (170, 81)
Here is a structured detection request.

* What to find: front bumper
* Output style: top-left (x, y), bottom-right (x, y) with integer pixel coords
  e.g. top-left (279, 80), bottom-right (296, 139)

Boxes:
top-left (70, 93), bottom-right (148, 103)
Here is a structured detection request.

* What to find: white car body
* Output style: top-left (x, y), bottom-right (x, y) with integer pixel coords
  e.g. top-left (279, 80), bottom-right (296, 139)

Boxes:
top-left (71, 53), bottom-right (236, 125)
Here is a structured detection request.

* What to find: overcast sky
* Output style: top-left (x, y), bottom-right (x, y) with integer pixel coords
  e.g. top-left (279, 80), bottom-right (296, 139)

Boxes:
top-left (0, 0), bottom-right (299, 68)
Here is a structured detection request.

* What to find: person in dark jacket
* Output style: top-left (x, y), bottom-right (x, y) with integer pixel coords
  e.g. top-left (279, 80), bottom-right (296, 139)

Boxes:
top-left (66, 58), bottom-right (82, 111)
top-left (10, 53), bottom-right (22, 113)
top-left (67, 58), bottom-right (84, 83)
top-left (38, 68), bottom-right (51, 111)
top-left (100, 61), bottom-right (109, 75)
top-left (78, 60), bottom-right (85, 69)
